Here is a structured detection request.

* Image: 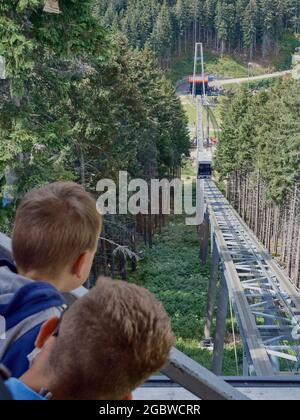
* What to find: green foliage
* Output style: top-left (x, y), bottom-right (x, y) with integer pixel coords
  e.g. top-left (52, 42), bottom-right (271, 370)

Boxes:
top-left (0, 1), bottom-right (189, 230)
top-left (150, 2), bottom-right (173, 58)
top-left (0, 203), bottom-right (14, 235)
top-left (94, 0), bottom-right (299, 62)
top-left (273, 31), bottom-right (300, 70)
top-left (0, 1), bottom-right (108, 93)
top-left (242, 0), bottom-right (258, 58)
top-left (215, 79), bottom-right (300, 202)
top-left (182, 158), bottom-right (196, 178)
top-left (130, 215), bottom-right (242, 375)
top-left (215, 88), bottom-right (252, 175)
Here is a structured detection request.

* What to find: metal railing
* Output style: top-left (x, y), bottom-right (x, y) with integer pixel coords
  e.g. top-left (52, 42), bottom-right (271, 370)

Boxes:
top-left (162, 348), bottom-right (248, 400)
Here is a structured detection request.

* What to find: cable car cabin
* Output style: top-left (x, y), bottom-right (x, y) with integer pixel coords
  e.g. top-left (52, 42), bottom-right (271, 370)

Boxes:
top-left (189, 75), bottom-right (209, 96)
top-left (198, 152), bottom-right (212, 180)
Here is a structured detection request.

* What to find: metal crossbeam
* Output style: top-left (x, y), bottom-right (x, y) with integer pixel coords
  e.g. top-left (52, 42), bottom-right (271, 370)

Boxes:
top-left (162, 348), bottom-right (248, 400)
top-left (205, 180), bottom-right (300, 375)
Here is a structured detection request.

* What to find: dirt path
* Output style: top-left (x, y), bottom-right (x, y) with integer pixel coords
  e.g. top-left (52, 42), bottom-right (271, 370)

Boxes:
top-left (211, 70), bottom-right (291, 87)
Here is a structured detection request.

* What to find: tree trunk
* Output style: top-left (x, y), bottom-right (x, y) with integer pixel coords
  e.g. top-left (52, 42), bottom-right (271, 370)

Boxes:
top-left (80, 148), bottom-right (86, 188)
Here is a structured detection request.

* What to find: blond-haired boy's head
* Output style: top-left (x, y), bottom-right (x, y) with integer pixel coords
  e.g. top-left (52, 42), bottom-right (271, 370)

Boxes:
top-left (12, 182), bottom-right (101, 291)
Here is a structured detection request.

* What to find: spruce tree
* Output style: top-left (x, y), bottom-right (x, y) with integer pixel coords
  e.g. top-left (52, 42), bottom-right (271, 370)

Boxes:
top-left (243, 0), bottom-right (258, 59)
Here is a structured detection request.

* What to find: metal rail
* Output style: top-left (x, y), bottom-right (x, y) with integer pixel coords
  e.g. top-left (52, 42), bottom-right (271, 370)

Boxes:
top-left (162, 348), bottom-right (248, 400)
top-left (205, 180), bottom-right (300, 375)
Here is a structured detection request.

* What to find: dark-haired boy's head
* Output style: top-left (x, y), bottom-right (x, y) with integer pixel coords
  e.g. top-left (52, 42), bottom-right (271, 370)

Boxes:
top-left (12, 182), bottom-right (102, 291)
top-left (21, 278), bottom-right (174, 400)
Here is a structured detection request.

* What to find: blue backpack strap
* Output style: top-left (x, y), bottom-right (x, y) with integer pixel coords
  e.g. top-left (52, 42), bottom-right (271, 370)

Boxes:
top-left (0, 365), bottom-right (13, 400)
top-left (0, 259), bottom-right (17, 274)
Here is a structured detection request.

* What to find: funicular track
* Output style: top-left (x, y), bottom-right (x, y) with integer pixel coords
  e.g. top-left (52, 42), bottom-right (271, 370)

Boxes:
top-left (205, 180), bottom-right (300, 376)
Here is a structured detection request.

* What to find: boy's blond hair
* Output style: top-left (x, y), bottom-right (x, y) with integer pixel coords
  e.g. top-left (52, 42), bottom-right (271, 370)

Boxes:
top-left (48, 277), bottom-right (174, 400)
top-left (12, 182), bottom-right (101, 276)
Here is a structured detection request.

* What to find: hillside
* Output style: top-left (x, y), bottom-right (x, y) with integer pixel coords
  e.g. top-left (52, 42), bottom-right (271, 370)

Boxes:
top-left (95, 0), bottom-right (300, 66)
top-left (168, 49), bottom-right (268, 84)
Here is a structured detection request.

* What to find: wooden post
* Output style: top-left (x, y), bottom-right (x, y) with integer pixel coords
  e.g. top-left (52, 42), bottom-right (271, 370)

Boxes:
top-left (143, 215), bottom-right (147, 245)
top-left (111, 252), bottom-right (115, 279)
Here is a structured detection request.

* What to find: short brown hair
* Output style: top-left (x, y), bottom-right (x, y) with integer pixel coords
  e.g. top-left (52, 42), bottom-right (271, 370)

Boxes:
top-left (48, 277), bottom-right (174, 400)
top-left (12, 182), bottom-right (101, 275)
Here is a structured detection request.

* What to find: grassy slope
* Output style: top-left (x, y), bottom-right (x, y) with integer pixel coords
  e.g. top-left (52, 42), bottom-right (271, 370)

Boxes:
top-left (168, 49), bottom-right (267, 85)
top-left (129, 211), bottom-right (241, 375)
top-left (180, 89), bottom-right (224, 139)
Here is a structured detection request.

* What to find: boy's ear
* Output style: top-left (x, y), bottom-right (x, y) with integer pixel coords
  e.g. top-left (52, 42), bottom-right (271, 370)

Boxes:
top-left (35, 317), bottom-right (59, 349)
top-left (123, 393), bottom-right (133, 401)
top-left (71, 252), bottom-right (88, 278)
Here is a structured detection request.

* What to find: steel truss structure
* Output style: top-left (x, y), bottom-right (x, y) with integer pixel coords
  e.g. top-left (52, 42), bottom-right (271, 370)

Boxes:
top-left (204, 180), bottom-right (300, 376)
